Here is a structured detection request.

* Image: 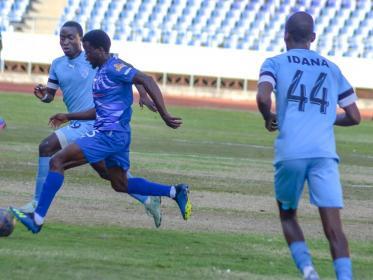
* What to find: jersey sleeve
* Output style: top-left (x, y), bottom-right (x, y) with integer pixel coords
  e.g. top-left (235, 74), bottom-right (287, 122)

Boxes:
top-left (258, 58), bottom-right (277, 88)
top-left (110, 60), bottom-right (138, 84)
top-left (336, 68), bottom-right (357, 108)
top-left (47, 60), bottom-right (59, 90)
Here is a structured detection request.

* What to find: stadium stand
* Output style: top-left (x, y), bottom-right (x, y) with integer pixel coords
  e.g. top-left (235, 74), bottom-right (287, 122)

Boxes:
top-left (1, 0), bottom-right (372, 58)
top-left (0, 0), bottom-right (372, 106)
top-left (0, 0), bottom-right (30, 31)
top-left (52, 0), bottom-right (372, 59)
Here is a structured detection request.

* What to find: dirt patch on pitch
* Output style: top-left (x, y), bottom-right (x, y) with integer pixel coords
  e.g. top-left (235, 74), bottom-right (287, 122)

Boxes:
top-left (0, 180), bottom-right (372, 240)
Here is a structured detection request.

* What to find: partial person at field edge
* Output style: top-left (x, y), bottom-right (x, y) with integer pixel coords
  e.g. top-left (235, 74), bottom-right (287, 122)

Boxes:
top-left (256, 11), bottom-right (360, 280)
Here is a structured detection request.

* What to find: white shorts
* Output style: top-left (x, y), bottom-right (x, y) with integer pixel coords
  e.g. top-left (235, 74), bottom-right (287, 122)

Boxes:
top-left (55, 120), bottom-right (94, 148)
top-left (274, 158), bottom-right (343, 210)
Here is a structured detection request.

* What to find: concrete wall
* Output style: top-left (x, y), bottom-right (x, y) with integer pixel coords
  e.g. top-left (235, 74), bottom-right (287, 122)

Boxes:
top-left (1, 32), bottom-right (373, 90)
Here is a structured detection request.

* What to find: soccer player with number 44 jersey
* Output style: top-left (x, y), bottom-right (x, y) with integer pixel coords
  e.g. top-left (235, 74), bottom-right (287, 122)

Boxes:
top-left (257, 12), bottom-right (360, 280)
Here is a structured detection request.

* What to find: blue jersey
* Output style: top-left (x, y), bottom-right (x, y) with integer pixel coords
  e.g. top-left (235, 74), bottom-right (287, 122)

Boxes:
top-left (47, 51), bottom-right (95, 113)
top-left (259, 49), bottom-right (357, 163)
top-left (92, 56), bottom-right (138, 132)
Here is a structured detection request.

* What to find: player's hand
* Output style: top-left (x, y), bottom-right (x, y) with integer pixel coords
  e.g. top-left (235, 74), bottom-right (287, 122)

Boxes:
top-left (34, 84), bottom-right (47, 100)
top-left (161, 113), bottom-right (182, 129)
top-left (139, 95), bottom-right (157, 112)
top-left (49, 113), bottom-right (69, 129)
top-left (265, 113), bottom-right (278, 132)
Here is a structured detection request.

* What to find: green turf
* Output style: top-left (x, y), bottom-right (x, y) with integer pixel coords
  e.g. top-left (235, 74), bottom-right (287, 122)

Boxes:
top-left (1, 92), bottom-right (372, 197)
top-left (1, 225), bottom-right (372, 280)
top-left (0, 92), bottom-right (373, 279)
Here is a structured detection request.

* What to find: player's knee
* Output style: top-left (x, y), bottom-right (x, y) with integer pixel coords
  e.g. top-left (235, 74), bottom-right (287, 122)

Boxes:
top-left (111, 184), bottom-right (124, 192)
top-left (280, 214), bottom-right (296, 224)
top-left (278, 204), bottom-right (297, 221)
top-left (111, 181), bottom-right (128, 193)
top-left (39, 139), bottom-right (55, 156)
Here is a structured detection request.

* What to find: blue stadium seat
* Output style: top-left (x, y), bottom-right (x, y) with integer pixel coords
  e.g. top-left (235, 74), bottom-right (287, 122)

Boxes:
top-left (42, 0), bottom-right (373, 58)
top-left (0, 0), bottom-right (28, 27)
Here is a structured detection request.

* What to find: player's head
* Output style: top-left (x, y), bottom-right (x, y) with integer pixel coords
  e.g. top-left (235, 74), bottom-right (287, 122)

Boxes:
top-left (60, 21), bottom-right (83, 58)
top-left (284, 11), bottom-right (315, 50)
top-left (82, 29), bottom-right (111, 68)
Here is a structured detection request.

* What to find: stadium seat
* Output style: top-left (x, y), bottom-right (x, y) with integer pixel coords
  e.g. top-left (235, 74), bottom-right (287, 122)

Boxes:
top-left (0, 0), bottom-right (30, 29)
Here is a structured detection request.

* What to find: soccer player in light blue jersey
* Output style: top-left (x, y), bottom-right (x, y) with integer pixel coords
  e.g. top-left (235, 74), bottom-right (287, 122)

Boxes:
top-left (256, 12), bottom-right (360, 280)
top-left (19, 21), bottom-right (163, 228)
top-left (11, 29), bottom-right (192, 234)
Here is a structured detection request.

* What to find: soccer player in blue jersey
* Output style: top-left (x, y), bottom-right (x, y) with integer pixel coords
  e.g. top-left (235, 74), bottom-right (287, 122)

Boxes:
top-left (256, 12), bottom-right (360, 280)
top-left (19, 21), bottom-right (163, 228)
top-left (11, 29), bottom-right (192, 233)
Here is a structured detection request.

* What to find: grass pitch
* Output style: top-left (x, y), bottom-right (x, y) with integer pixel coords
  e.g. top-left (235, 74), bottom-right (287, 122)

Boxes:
top-left (0, 92), bottom-right (372, 279)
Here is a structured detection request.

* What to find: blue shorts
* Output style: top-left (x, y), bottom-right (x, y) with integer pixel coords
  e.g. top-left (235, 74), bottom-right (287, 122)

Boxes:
top-left (55, 120), bottom-right (94, 148)
top-left (75, 129), bottom-right (131, 170)
top-left (274, 158), bottom-right (343, 210)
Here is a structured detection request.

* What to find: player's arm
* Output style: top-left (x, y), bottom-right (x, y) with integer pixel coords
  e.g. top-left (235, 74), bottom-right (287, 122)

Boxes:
top-left (38, 60), bottom-right (61, 103)
top-left (132, 71), bottom-right (182, 129)
top-left (134, 84), bottom-right (157, 112)
top-left (335, 103), bottom-right (361, 126)
top-left (256, 82), bottom-right (278, 132)
top-left (34, 84), bottom-right (57, 103)
top-left (122, 60), bottom-right (156, 112)
top-left (335, 78), bottom-right (360, 126)
top-left (49, 108), bottom-right (96, 128)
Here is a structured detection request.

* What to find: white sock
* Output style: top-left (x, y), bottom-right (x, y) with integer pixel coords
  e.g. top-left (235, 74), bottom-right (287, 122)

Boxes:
top-left (170, 186), bottom-right (176, 198)
top-left (34, 212), bottom-right (44, 225)
top-left (144, 196), bottom-right (151, 204)
top-left (303, 265), bottom-right (318, 278)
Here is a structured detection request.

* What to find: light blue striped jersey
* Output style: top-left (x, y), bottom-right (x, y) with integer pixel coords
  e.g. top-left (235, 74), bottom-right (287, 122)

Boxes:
top-left (47, 51), bottom-right (95, 113)
top-left (258, 49), bottom-right (357, 163)
top-left (92, 55), bottom-right (137, 132)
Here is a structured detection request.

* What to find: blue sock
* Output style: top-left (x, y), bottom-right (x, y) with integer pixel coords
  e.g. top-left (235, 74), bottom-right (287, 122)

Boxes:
top-left (128, 177), bottom-right (171, 197)
top-left (333, 257), bottom-right (352, 280)
top-left (33, 157), bottom-right (50, 203)
top-left (289, 241), bottom-right (313, 272)
top-left (127, 171), bottom-right (149, 204)
top-left (35, 172), bottom-right (64, 218)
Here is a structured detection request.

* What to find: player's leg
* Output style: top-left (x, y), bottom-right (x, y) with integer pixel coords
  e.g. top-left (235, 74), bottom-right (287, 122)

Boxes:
top-left (21, 121), bottom-right (93, 212)
top-left (62, 127), bottom-right (162, 227)
top-left (19, 132), bottom-right (61, 212)
top-left (106, 150), bottom-right (191, 221)
top-left (35, 143), bottom-right (87, 220)
top-left (308, 158), bottom-right (351, 280)
top-left (10, 143), bottom-right (87, 233)
top-left (278, 205), bottom-right (305, 244)
top-left (278, 205), bottom-right (318, 280)
top-left (90, 161), bottom-right (148, 203)
top-left (89, 160), bottom-right (110, 180)
top-left (108, 166), bottom-right (171, 196)
top-left (89, 160), bottom-right (163, 227)
top-left (319, 208), bottom-right (351, 280)
top-left (31, 129), bottom-right (118, 227)
top-left (35, 122), bottom-right (99, 212)
top-left (275, 159), bottom-right (319, 279)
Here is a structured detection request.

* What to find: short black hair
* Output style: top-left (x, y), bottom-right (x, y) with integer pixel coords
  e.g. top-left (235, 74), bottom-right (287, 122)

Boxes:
top-left (61, 21), bottom-right (83, 37)
top-left (82, 30), bottom-right (111, 53)
top-left (285, 12), bottom-right (314, 43)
